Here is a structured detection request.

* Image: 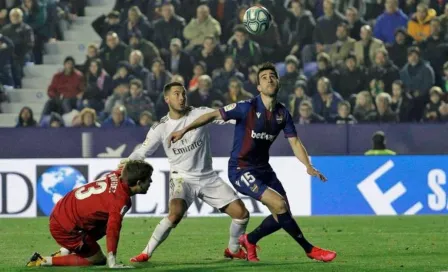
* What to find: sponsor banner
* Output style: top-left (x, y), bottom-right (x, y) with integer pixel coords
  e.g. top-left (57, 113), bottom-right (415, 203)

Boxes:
top-left (0, 157), bottom-right (310, 218)
top-left (311, 156), bottom-right (448, 215)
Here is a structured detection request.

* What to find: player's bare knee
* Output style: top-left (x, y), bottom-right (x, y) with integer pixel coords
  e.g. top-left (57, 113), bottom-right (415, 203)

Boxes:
top-left (269, 198), bottom-right (287, 215)
top-left (167, 211), bottom-right (184, 225)
top-left (224, 199), bottom-right (249, 220)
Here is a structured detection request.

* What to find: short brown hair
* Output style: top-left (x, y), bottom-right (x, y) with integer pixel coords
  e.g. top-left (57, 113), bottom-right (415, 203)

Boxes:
top-left (121, 160), bottom-right (153, 186)
top-left (130, 78), bottom-right (143, 89)
top-left (163, 81), bottom-right (185, 95)
top-left (257, 62), bottom-right (279, 85)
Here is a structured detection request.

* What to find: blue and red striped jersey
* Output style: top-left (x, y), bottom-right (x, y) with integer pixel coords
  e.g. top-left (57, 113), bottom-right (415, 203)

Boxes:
top-left (219, 95), bottom-right (297, 169)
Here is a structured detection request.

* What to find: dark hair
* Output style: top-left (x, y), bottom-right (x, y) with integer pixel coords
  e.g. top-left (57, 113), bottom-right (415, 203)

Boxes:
top-left (233, 24), bottom-right (247, 34)
top-left (163, 81), bottom-right (185, 95)
top-left (130, 78), bottom-right (143, 89)
top-left (407, 46), bottom-right (420, 56)
top-left (372, 131), bottom-right (386, 149)
top-left (392, 80), bottom-right (404, 89)
top-left (338, 100), bottom-right (351, 111)
top-left (122, 160), bottom-right (153, 186)
top-left (257, 62), bottom-right (279, 85)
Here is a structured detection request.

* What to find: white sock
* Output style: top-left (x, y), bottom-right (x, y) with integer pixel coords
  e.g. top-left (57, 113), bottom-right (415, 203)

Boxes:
top-left (143, 217), bottom-right (175, 256)
top-left (59, 247), bottom-right (70, 256)
top-left (42, 257), bottom-right (52, 266)
top-left (229, 217), bottom-right (249, 253)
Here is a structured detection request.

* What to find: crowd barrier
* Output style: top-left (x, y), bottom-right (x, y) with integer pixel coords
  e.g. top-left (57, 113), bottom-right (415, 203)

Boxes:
top-left (1, 156), bottom-right (446, 218)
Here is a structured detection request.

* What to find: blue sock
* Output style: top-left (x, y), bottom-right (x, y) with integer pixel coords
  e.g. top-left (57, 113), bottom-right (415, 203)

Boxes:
top-left (247, 215), bottom-right (281, 244)
top-left (277, 212), bottom-right (313, 253)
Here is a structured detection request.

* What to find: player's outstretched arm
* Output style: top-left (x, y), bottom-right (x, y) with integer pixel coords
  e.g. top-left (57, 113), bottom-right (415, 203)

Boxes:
top-left (288, 137), bottom-right (327, 182)
top-left (106, 203), bottom-right (133, 269)
top-left (168, 110), bottom-right (222, 146)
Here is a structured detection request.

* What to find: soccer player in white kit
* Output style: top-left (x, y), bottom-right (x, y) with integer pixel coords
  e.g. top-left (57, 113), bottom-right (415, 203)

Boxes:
top-left (128, 82), bottom-right (250, 262)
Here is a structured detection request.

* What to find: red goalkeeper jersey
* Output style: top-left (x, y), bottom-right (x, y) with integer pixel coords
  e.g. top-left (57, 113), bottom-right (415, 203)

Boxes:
top-left (50, 170), bottom-right (132, 254)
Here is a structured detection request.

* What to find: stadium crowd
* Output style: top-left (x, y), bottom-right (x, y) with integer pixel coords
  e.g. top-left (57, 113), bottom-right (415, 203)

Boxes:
top-left (1, 0), bottom-right (448, 128)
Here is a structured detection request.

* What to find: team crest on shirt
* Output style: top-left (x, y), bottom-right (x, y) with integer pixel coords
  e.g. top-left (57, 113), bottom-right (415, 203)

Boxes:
top-left (276, 113), bottom-right (284, 124)
top-left (224, 103), bottom-right (236, 112)
top-left (250, 184), bottom-right (259, 193)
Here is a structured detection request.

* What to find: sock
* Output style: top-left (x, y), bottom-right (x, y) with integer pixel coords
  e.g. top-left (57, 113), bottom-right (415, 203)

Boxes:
top-left (247, 215), bottom-right (281, 244)
top-left (59, 247), bottom-right (70, 256)
top-left (51, 255), bottom-right (91, 266)
top-left (277, 212), bottom-right (313, 253)
top-left (143, 217), bottom-right (175, 256)
top-left (228, 217), bottom-right (249, 253)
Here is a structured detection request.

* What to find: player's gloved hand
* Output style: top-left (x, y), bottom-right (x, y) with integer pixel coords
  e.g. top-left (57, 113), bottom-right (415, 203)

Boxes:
top-left (117, 158), bottom-right (129, 170)
top-left (107, 252), bottom-right (134, 269)
top-left (306, 166), bottom-right (327, 182)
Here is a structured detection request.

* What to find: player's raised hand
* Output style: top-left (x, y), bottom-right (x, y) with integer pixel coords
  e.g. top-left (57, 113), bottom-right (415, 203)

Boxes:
top-left (167, 129), bottom-right (185, 147)
top-left (307, 166), bottom-right (327, 182)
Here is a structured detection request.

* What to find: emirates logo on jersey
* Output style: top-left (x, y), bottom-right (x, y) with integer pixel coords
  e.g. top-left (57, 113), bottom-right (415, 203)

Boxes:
top-left (172, 139), bottom-right (204, 155)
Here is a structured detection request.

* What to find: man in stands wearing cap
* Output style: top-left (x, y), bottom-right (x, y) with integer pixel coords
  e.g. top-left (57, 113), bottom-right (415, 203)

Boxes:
top-left (163, 38), bottom-right (193, 82)
top-left (42, 56), bottom-right (84, 116)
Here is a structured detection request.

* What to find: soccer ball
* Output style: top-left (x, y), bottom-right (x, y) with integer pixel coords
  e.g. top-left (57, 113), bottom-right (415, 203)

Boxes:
top-left (243, 6), bottom-right (272, 36)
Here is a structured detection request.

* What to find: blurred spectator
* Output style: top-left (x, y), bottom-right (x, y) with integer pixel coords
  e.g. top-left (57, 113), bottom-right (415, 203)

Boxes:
top-left (439, 3), bottom-right (448, 40)
top-left (386, 28), bottom-right (412, 69)
top-left (345, 7), bottom-right (366, 40)
top-left (82, 58), bottom-right (112, 112)
top-left (439, 102), bottom-right (448, 122)
top-left (148, 58), bottom-right (172, 101)
top-left (390, 80), bottom-right (414, 122)
top-left (223, 77), bottom-right (253, 104)
top-left (400, 46), bottom-right (435, 119)
top-left (353, 90), bottom-right (377, 122)
top-left (113, 0), bottom-right (147, 22)
top-left (16, 106), bottom-right (37, 127)
top-left (407, 2), bottom-right (436, 42)
top-left (279, 55), bottom-right (306, 104)
top-left (128, 49), bottom-right (150, 91)
top-left (367, 49), bottom-right (400, 93)
top-left (99, 32), bottom-right (130, 76)
top-left (208, 0), bottom-right (238, 34)
top-left (123, 6), bottom-right (153, 43)
top-left (21, 0), bottom-right (48, 65)
top-left (246, 16), bottom-right (282, 63)
top-left (243, 65), bottom-right (259, 96)
top-left (1, 8), bottom-right (35, 88)
top-left (124, 78), bottom-right (155, 123)
top-left (163, 38), bottom-right (193, 82)
top-left (92, 11), bottom-right (124, 46)
top-left (112, 61), bottom-right (135, 90)
top-left (401, 0), bottom-right (417, 16)
top-left (193, 36), bottom-right (223, 75)
top-left (283, 0), bottom-right (315, 57)
top-left (139, 110), bottom-right (154, 127)
top-left (187, 74), bottom-right (223, 107)
top-left (0, 83), bottom-right (8, 105)
top-left (227, 25), bottom-right (262, 75)
top-left (354, 25), bottom-right (386, 68)
top-left (442, 61), bottom-right (448, 94)
top-left (102, 105), bottom-right (136, 127)
top-left (368, 78), bottom-right (385, 99)
top-left (188, 61), bottom-right (207, 91)
top-left (75, 107), bottom-right (100, 128)
top-left (419, 18), bottom-right (448, 86)
top-left (213, 55), bottom-right (245, 93)
top-left (294, 100), bottom-right (325, 124)
top-left (337, 0), bottom-right (365, 17)
top-left (332, 100), bottom-right (357, 124)
top-left (364, 131), bottom-right (397, 155)
top-left (77, 43), bottom-right (99, 74)
top-left (128, 30), bottom-right (160, 70)
top-left (43, 56), bottom-right (84, 115)
top-left (152, 3), bottom-right (186, 53)
top-left (288, 81), bottom-right (310, 119)
top-left (328, 22), bottom-right (355, 67)
top-left (312, 76), bottom-right (343, 120)
top-left (365, 0), bottom-right (385, 24)
top-left (0, 34), bottom-right (14, 86)
top-left (183, 5), bottom-right (221, 51)
top-left (423, 86), bottom-right (444, 122)
top-left (372, 92), bottom-right (399, 122)
top-left (337, 54), bottom-right (366, 99)
top-left (104, 82), bottom-right (130, 114)
top-left (49, 112), bottom-right (65, 128)
top-left (373, 0), bottom-right (408, 45)
top-left (308, 53), bottom-right (339, 96)
top-left (313, 0), bottom-right (346, 45)
top-left (223, 5), bottom-right (245, 43)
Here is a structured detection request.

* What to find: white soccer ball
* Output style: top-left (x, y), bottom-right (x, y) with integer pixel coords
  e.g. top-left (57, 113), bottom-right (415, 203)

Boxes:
top-left (243, 6), bottom-right (272, 36)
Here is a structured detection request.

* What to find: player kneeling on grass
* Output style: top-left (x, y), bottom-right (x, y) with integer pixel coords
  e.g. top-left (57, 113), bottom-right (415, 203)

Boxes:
top-left (26, 160), bottom-right (154, 269)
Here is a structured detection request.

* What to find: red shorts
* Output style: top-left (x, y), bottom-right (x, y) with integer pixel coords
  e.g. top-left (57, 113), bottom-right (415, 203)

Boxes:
top-left (49, 216), bottom-right (103, 258)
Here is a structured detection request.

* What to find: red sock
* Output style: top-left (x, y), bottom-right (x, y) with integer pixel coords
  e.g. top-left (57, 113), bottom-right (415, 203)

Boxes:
top-left (52, 254), bottom-right (91, 266)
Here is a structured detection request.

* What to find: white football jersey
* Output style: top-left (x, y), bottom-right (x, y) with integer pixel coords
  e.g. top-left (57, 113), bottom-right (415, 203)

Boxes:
top-left (129, 107), bottom-right (232, 179)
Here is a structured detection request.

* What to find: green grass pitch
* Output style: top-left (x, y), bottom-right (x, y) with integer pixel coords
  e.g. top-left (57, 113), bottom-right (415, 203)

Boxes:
top-left (0, 216), bottom-right (447, 272)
